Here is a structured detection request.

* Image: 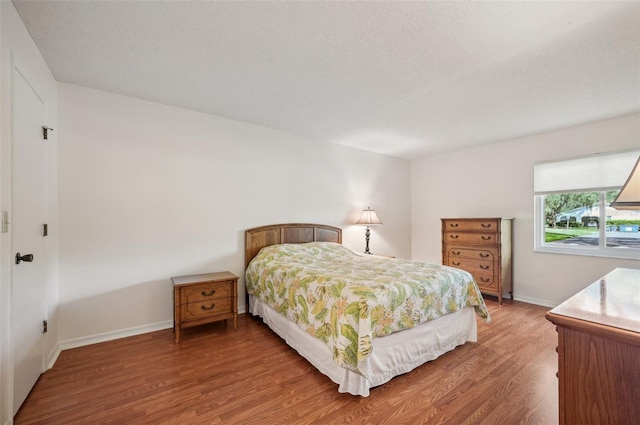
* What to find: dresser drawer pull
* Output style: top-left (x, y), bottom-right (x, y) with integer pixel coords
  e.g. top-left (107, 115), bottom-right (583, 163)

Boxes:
top-left (201, 303), bottom-right (216, 311)
top-left (480, 277), bottom-right (490, 283)
top-left (452, 261), bottom-right (461, 266)
top-left (479, 253), bottom-right (489, 258)
top-left (201, 289), bottom-right (216, 297)
top-left (452, 251), bottom-right (460, 255)
top-left (481, 236), bottom-right (492, 240)
top-left (480, 265), bottom-right (490, 270)
top-left (450, 235), bottom-right (459, 239)
top-left (449, 223), bottom-right (459, 227)
top-left (481, 223), bottom-right (492, 228)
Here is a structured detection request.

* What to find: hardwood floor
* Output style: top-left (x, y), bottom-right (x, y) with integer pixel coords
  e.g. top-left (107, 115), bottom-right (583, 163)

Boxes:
top-left (15, 299), bottom-right (558, 425)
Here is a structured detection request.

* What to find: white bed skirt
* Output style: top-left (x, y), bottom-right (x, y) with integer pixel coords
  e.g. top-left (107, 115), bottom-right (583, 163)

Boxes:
top-left (249, 295), bottom-right (477, 396)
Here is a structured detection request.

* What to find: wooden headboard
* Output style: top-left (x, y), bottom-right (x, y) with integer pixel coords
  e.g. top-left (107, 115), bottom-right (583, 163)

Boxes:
top-left (245, 223), bottom-right (342, 268)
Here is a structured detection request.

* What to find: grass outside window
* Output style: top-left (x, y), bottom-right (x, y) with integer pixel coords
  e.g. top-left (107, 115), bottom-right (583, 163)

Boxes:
top-left (545, 228), bottom-right (599, 243)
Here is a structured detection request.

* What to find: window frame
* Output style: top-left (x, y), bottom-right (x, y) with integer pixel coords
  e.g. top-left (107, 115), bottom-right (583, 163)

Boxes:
top-left (534, 190), bottom-right (640, 259)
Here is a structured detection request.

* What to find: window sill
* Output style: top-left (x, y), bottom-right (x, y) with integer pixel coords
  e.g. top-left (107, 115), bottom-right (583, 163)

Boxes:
top-left (534, 245), bottom-right (640, 260)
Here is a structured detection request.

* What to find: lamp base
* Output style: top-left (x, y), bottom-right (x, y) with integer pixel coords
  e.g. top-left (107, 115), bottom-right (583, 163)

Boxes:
top-left (364, 226), bottom-right (372, 254)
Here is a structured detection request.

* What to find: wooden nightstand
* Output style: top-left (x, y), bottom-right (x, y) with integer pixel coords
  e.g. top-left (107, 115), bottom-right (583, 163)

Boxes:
top-left (171, 271), bottom-right (238, 344)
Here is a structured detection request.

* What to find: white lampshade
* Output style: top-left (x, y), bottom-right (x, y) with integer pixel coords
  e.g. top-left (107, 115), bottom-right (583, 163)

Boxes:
top-left (611, 156), bottom-right (640, 210)
top-left (355, 207), bottom-right (383, 225)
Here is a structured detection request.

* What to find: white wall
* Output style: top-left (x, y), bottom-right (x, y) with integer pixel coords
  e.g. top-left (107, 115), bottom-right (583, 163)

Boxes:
top-left (1, 2), bottom-right (59, 423)
top-left (57, 83), bottom-right (411, 344)
top-left (412, 113), bottom-right (640, 307)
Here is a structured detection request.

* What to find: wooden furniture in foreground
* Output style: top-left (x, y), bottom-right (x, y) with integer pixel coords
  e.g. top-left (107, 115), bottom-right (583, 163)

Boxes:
top-left (545, 268), bottom-right (640, 425)
top-left (441, 217), bottom-right (513, 304)
top-left (172, 271), bottom-right (238, 344)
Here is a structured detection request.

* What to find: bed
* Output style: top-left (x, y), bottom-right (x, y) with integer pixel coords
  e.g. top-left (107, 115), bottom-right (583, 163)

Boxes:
top-left (244, 223), bottom-right (490, 396)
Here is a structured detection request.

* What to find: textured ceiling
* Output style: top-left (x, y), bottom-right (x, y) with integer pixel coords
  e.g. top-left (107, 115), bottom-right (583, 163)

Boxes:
top-left (13, 1), bottom-right (640, 160)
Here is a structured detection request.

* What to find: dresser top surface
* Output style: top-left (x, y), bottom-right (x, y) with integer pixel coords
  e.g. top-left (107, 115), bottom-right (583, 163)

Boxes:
top-left (549, 268), bottom-right (640, 334)
top-left (171, 271), bottom-right (238, 286)
top-left (441, 217), bottom-right (514, 221)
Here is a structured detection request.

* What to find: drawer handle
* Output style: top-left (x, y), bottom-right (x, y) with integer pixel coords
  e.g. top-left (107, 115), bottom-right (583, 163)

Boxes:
top-left (479, 253), bottom-right (489, 258)
top-left (481, 236), bottom-right (492, 240)
top-left (450, 235), bottom-right (459, 239)
top-left (480, 278), bottom-right (490, 283)
top-left (201, 289), bottom-right (216, 297)
top-left (481, 223), bottom-right (492, 228)
top-left (452, 261), bottom-right (461, 266)
top-left (480, 265), bottom-right (490, 270)
top-left (452, 251), bottom-right (461, 255)
top-left (450, 223), bottom-right (459, 227)
top-left (201, 303), bottom-right (216, 311)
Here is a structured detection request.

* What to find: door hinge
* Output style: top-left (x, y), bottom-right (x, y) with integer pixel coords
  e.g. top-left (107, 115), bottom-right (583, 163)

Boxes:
top-left (43, 223), bottom-right (48, 237)
top-left (42, 126), bottom-right (54, 140)
top-left (43, 320), bottom-right (48, 334)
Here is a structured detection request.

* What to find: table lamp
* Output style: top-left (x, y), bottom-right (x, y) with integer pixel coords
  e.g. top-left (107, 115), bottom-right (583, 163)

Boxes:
top-left (355, 207), bottom-right (382, 254)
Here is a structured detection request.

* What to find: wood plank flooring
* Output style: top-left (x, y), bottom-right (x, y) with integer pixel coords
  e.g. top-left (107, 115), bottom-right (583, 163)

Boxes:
top-left (14, 299), bottom-right (558, 425)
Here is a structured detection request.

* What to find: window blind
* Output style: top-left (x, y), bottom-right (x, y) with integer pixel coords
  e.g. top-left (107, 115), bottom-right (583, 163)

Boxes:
top-left (534, 150), bottom-right (640, 194)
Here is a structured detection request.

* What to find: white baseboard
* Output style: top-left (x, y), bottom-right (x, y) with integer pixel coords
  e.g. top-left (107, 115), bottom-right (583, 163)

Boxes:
top-left (55, 320), bottom-right (173, 355)
top-left (512, 294), bottom-right (557, 308)
top-left (48, 307), bottom-right (248, 369)
top-left (47, 345), bottom-right (61, 370)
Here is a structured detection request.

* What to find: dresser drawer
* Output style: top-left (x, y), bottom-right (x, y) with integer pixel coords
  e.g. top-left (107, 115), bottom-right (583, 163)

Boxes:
top-left (445, 256), bottom-right (496, 289)
top-left (181, 281), bottom-right (233, 304)
top-left (444, 232), bottom-right (497, 245)
top-left (473, 272), bottom-right (496, 288)
top-left (443, 219), bottom-right (499, 232)
top-left (446, 257), bottom-right (494, 274)
top-left (447, 246), bottom-right (498, 261)
top-left (182, 297), bottom-right (232, 321)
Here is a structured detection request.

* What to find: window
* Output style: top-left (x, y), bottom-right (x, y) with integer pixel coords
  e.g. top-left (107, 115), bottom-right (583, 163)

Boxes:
top-left (534, 150), bottom-right (640, 259)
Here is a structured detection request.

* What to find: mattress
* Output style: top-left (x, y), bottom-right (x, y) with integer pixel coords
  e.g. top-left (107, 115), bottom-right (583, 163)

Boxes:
top-left (246, 242), bottom-right (489, 379)
top-left (249, 295), bottom-right (477, 396)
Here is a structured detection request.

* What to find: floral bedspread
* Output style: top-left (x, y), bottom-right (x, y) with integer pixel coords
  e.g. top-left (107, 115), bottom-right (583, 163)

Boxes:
top-left (245, 242), bottom-right (490, 379)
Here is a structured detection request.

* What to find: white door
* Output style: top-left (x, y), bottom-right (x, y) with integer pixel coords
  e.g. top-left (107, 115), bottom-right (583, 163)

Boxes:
top-left (12, 66), bottom-right (47, 415)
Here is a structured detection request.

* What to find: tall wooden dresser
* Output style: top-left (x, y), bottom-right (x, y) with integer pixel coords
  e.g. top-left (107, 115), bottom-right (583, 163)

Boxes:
top-left (545, 268), bottom-right (640, 425)
top-left (441, 217), bottom-right (513, 304)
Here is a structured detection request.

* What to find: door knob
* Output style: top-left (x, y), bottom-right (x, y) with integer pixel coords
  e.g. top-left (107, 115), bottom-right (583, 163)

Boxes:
top-left (15, 253), bottom-right (34, 264)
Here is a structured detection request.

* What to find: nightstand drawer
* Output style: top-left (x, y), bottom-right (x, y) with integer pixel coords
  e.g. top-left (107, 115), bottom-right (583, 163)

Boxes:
top-left (182, 298), bottom-right (232, 321)
top-left (181, 281), bottom-right (233, 304)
